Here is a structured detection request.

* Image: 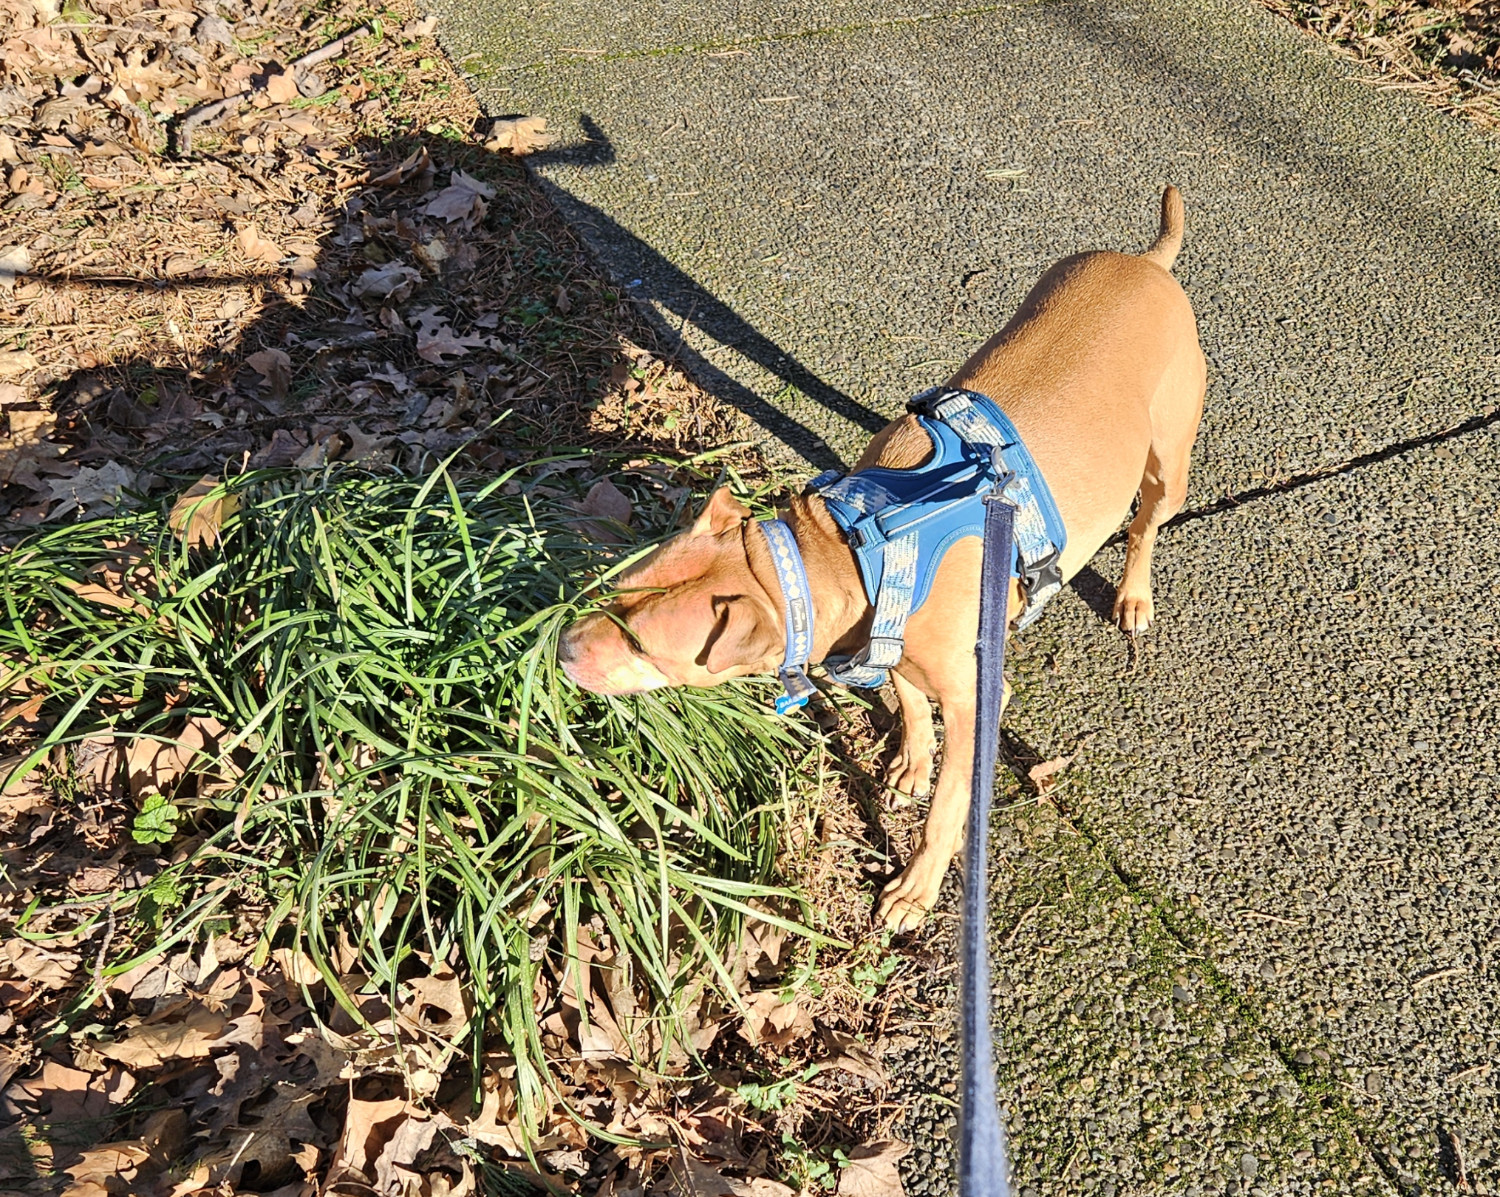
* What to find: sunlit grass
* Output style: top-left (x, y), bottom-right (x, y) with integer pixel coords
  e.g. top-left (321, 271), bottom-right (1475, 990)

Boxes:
top-left (1, 459), bottom-right (816, 1118)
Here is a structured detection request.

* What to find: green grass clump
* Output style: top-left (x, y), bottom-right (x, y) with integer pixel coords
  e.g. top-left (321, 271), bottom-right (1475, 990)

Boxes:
top-left (1, 460), bottom-right (812, 1117)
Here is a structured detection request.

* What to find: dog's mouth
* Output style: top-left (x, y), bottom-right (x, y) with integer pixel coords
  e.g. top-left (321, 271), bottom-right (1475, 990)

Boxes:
top-left (558, 619), bottom-right (672, 695)
top-left (559, 656), bottom-right (670, 695)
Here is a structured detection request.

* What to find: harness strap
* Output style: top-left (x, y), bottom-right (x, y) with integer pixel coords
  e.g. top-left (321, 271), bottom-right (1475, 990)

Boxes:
top-left (913, 389), bottom-right (1064, 627)
top-left (824, 532), bottom-right (919, 688)
top-left (959, 490), bottom-right (1016, 1197)
top-left (759, 519), bottom-right (818, 715)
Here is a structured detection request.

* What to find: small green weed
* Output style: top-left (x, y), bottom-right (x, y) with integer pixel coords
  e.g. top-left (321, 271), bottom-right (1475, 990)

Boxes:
top-left (779, 1133), bottom-right (851, 1191)
top-left (130, 792), bottom-right (179, 844)
top-left (738, 1064), bottom-right (818, 1111)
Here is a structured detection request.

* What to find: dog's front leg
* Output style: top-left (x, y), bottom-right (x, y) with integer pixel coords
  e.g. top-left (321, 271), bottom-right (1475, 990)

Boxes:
top-left (876, 672), bottom-right (1013, 931)
top-left (885, 670), bottom-right (937, 803)
top-left (876, 689), bottom-right (976, 932)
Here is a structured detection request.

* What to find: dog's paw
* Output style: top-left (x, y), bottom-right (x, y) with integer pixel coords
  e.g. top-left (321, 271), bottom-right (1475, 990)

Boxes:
top-left (884, 744), bottom-right (934, 805)
top-left (1112, 591), bottom-right (1155, 635)
top-left (876, 868), bottom-right (939, 932)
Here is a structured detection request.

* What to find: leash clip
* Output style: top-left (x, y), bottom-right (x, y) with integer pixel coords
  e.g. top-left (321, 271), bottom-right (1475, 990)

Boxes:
top-left (986, 447), bottom-right (1017, 504)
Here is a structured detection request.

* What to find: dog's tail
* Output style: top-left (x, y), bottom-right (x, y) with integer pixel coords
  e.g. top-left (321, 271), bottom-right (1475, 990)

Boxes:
top-left (1143, 185), bottom-right (1185, 271)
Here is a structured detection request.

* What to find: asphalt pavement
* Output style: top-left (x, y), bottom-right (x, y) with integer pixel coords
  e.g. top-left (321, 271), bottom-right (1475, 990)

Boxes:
top-left (429, 0), bottom-right (1500, 1189)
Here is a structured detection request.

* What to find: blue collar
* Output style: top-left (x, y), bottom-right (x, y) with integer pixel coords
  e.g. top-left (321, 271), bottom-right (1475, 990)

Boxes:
top-left (758, 519), bottom-right (818, 714)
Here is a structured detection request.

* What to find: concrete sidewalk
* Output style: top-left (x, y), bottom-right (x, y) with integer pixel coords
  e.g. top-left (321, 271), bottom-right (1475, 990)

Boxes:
top-left (430, 0), bottom-right (1500, 1189)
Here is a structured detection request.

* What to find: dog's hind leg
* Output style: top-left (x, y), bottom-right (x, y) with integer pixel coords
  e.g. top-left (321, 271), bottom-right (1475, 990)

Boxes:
top-left (1113, 349), bottom-right (1205, 633)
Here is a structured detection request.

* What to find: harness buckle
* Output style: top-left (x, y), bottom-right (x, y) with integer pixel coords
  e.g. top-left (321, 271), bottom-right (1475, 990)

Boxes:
top-left (986, 446), bottom-right (1017, 503)
top-left (846, 518), bottom-right (889, 551)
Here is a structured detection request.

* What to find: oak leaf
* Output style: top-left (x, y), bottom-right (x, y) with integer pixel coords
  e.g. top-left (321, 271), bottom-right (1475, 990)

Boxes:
top-left (484, 115), bottom-right (553, 156)
top-left (836, 1141), bottom-right (909, 1197)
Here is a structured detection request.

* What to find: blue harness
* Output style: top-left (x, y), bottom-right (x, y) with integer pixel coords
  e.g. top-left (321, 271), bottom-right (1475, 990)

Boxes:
top-left (761, 387), bottom-right (1067, 711)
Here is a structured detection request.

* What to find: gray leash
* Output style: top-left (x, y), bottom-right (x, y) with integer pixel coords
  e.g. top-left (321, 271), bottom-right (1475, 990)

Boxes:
top-left (957, 488), bottom-right (1016, 1197)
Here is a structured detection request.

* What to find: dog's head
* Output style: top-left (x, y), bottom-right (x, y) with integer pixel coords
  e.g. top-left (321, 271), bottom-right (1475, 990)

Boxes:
top-left (558, 488), bottom-right (782, 695)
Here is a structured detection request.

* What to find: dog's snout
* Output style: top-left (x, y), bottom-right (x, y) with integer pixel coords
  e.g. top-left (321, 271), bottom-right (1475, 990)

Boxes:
top-left (556, 628), bottom-right (579, 664)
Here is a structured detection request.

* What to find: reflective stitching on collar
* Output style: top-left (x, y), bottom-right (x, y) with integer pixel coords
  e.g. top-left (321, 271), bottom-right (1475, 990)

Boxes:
top-left (759, 519), bottom-right (818, 714)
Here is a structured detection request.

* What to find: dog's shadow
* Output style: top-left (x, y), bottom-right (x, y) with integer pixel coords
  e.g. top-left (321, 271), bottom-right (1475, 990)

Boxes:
top-left (1068, 563), bottom-right (1120, 625)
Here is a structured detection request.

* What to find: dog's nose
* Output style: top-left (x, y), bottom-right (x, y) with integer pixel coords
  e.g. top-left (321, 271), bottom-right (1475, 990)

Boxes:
top-left (556, 630), bottom-right (578, 665)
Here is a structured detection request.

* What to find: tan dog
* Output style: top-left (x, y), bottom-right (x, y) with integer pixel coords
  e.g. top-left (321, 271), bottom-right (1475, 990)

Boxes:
top-left (559, 188), bottom-right (1205, 931)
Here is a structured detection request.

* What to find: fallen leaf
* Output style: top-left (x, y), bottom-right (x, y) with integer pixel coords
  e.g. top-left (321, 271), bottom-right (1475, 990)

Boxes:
top-left (1026, 735), bottom-right (1090, 793)
top-left (573, 478), bottom-right (634, 543)
top-left (340, 424), bottom-right (388, 464)
top-left (365, 145), bottom-right (431, 188)
top-left (2, 1060), bottom-right (135, 1123)
top-left (0, 350), bottom-right (39, 376)
top-left (46, 461), bottom-right (136, 517)
top-left (3, 939), bottom-right (79, 991)
top-left (821, 1029), bottom-right (886, 1086)
top-left (168, 476), bottom-right (239, 548)
top-left (235, 222), bottom-right (284, 265)
top-left (264, 69), bottom-right (300, 105)
top-left (245, 348), bottom-right (292, 403)
top-left (836, 1141), bottom-right (909, 1197)
top-left (667, 1149), bottom-right (795, 1196)
top-left (484, 115), bottom-right (554, 156)
top-left (326, 1095), bottom-right (408, 1188)
top-left (250, 428), bottom-right (309, 469)
top-left (125, 715), bottom-right (233, 798)
top-left (740, 991), bottom-right (812, 1050)
top-left (409, 307), bottom-right (489, 364)
top-left (352, 261), bottom-right (422, 303)
top-left (581, 478), bottom-right (632, 525)
top-left (98, 1002), bottom-right (229, 1068)
top-left (0, 246), bottom-right (29, 296)
top-left (64, 581), bottom-right (149, 616)
top-left (422, 179), bottom-right (488, 225)
top-left (0, 409), bottom-right (66, 489)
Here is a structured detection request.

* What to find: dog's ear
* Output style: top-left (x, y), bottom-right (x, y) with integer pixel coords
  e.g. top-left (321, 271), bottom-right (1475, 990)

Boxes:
top-left (689, 486), bottom-right (752, 537)
top-left (701, 595), bottom-right (779, 675)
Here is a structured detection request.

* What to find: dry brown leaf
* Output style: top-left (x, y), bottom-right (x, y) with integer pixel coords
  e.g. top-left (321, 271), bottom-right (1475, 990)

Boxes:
top-left (0, 409), bottom-right (66, 490)
top-left (246, 348), bottom-right (292, 402)
top-left (365, 144), bottom-right (431, 188)
top-left (3, 939), bottom-right (79, 991)
top-left (98, 1002), bottom-right (229, 1069)
top-left (1026, 735), bottom-right (1089, 793)
top-left (353, 261), bottom-right (422, 303)
top-left (169, 476), bottom-right (240, 548)
top-left (273, 946), bottom-right (323, 988)
top-left (400, 965), bottom-right (470, 1040)
top-left (0, 246), bottom-right (29, 296)
top-left (0, 351), bottom-right (38, 377)
top-left (236, 222), bottom-right (284, 264)
top-left (125, 715), bottom-right (233, 798)
top-left (835, 1141), bottom-right (909, 1197)
top-left (740, 991), bottom-right (812, 1050)
top-left (581, 478), bottom-right (632, 525)
top-left (327, 1095), bottom-right (408, 1187)
top-left (667, 1150), bottom-right (795, 1196)
top-left (484, 115), bottom-right (554, 156)
top-left (410, 308), bottom-right (489, 365)
top-left (422, 170), bottom-right (494, 225)
top-left (821, 1029), bottom-right (886, 1086)
top-left (46, 461), bottom-right (137, 516)
top-left (3, 1060), bottom-right (135, 1123)
top-left (265, 69), bottom-right (301, 105)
